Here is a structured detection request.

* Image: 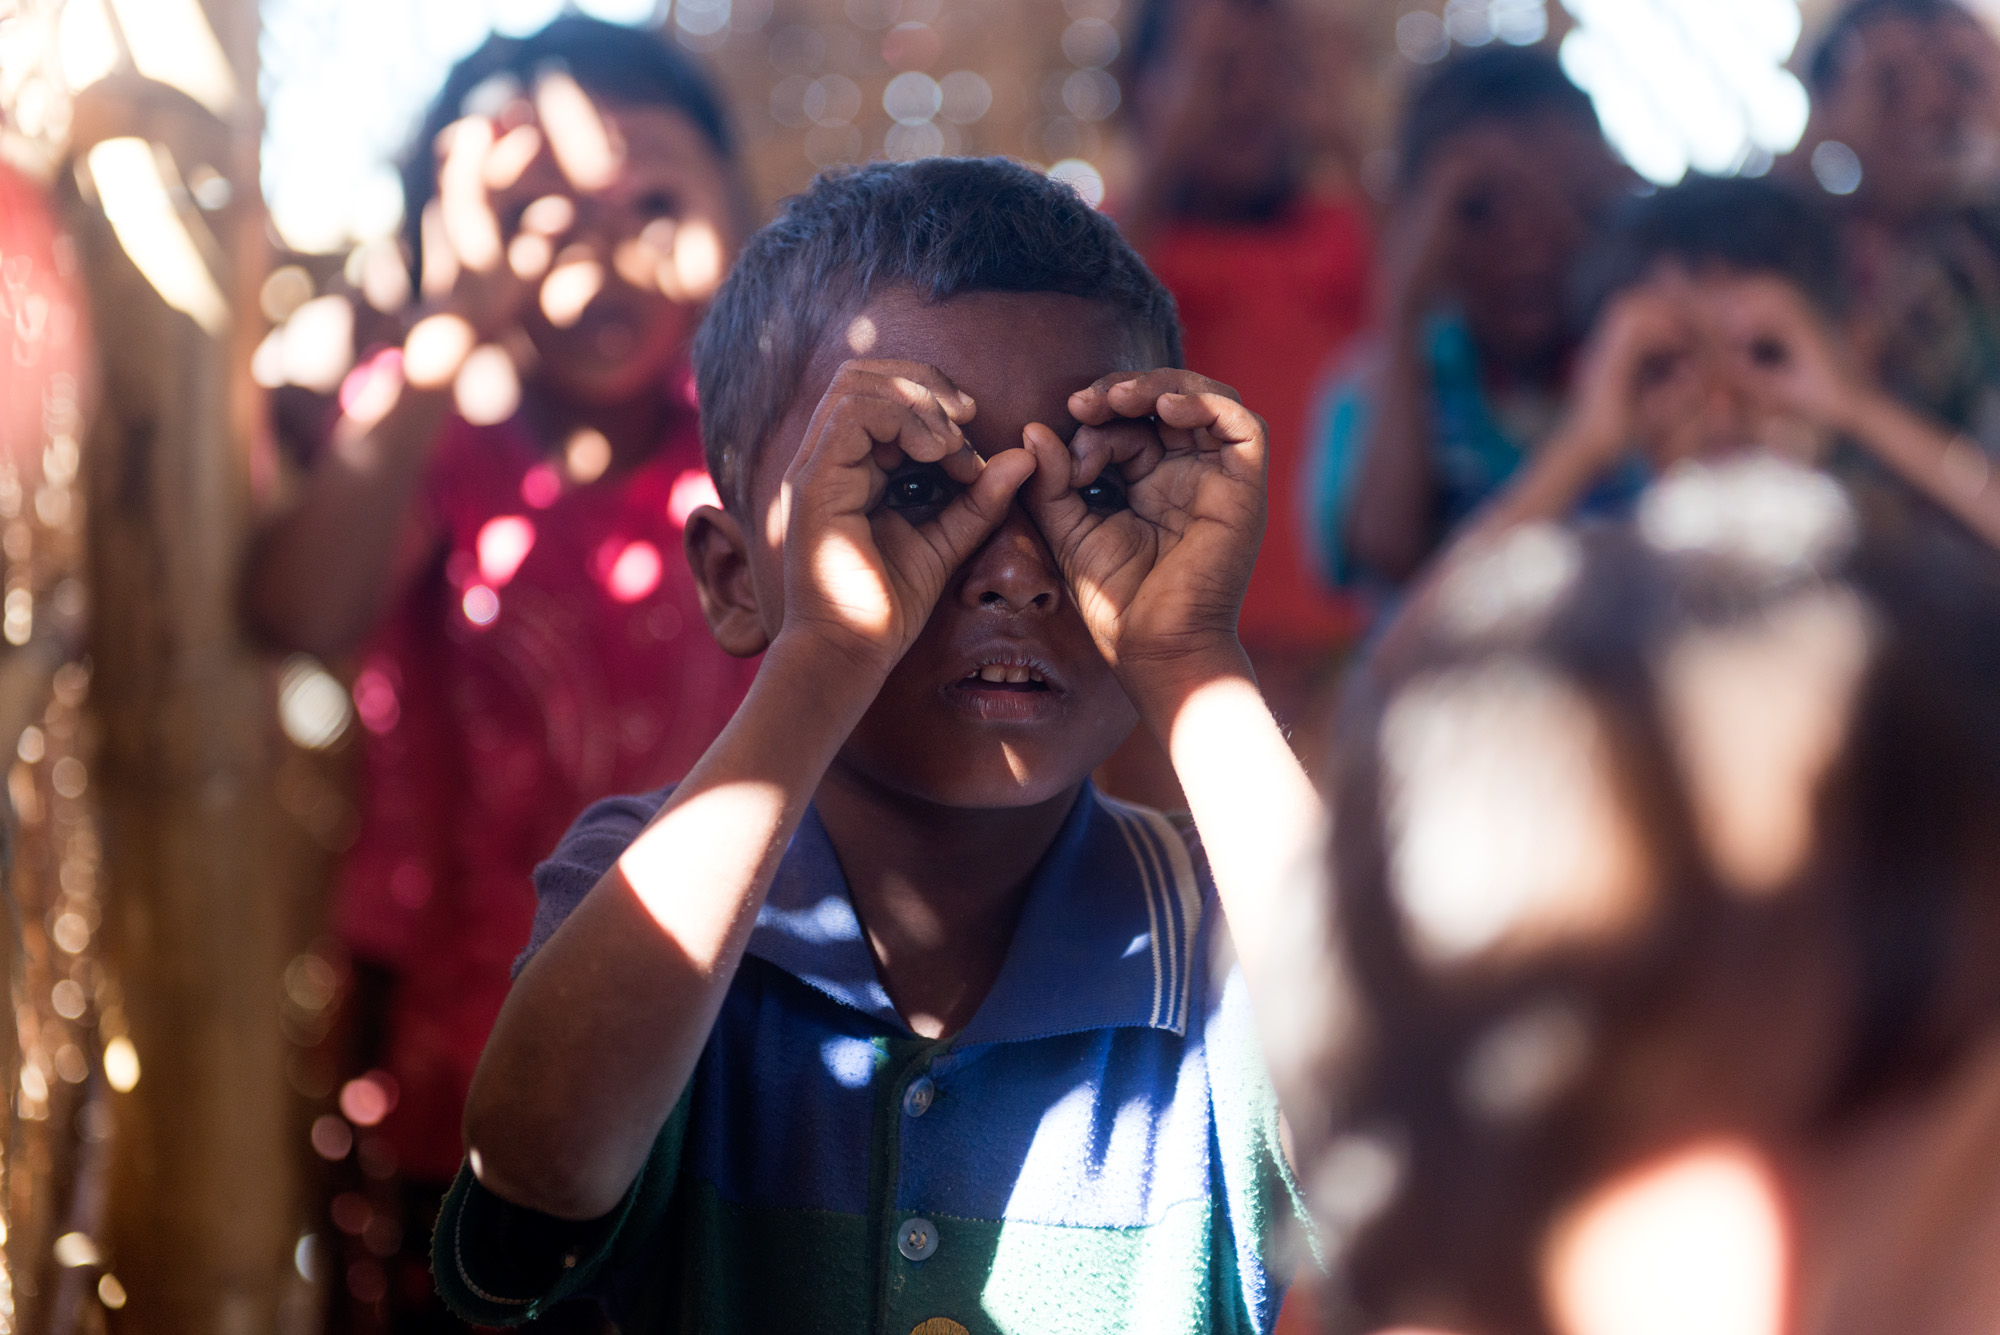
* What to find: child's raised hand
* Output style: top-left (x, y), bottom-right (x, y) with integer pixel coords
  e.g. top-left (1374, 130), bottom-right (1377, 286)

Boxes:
top-left (779, 360), bottom-right (1037, 672)
top-left (1555, 276), bottom-right (1701, 468)
top-left (430, 110), bottom-right (542, 338)
top-left (1021, 370), bottom-right (1264, 676)
top-left (1705, 274), bottom-right (1862, 436)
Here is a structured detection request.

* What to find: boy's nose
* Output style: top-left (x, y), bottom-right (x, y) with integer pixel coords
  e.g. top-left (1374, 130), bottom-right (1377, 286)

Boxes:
top-left (956, 508), bottom-right (1061, 616)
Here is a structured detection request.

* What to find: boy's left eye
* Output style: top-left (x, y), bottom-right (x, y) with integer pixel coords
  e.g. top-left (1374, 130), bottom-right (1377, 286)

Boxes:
top-left (884, 466), bottom-right (957, 513)
top-left (1078, 476), bottom-right (1127, 514)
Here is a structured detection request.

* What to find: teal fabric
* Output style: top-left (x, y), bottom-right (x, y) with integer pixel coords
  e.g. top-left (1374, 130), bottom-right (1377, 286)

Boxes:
top-left (1306, 313), bottom-right (1648, 587)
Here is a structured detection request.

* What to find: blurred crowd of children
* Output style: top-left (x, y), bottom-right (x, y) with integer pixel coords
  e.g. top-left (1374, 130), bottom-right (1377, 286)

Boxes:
top-left (237, 0), bottom-right (2000, 1329)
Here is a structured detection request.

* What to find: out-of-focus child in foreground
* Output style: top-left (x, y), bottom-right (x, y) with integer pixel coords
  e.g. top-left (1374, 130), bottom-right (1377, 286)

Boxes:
top-left (1283, 458), bottom-right (2000, 1335)
top-left (1307, 46), bottom-right (1626, 593)
top-left (1472, 175), bottom-right (2000, 551)
top-left (243, 18), bottom-right (754, 1320)
top-left (437, 158), bottom-right (1324, 1334)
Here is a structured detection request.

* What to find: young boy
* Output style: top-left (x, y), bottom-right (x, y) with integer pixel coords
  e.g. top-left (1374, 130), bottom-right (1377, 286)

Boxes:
top-left (243, 18), bottom-right (757, 1320)
top-left (1307, 47), bottom-right (1630, 591)
top-left (1785, 0), bottom-right (2000, 441)
top-left (1469, 175), bottom-right (2000, 552)
top-left (434, 158), bottom-right (1322, 1334)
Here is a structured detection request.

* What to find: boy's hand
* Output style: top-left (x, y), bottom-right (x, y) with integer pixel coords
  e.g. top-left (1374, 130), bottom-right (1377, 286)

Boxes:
top-left (780, 360), bottom-right (1036, 673)
top-left (1707, 274), bottom-right (1865, 434)
top-left (1554, 277), bottom-right (1701, 469)
top-left (431, 109), bottom-right (540, 339)
top-left (1022, 370), bottom-right (1264, 680)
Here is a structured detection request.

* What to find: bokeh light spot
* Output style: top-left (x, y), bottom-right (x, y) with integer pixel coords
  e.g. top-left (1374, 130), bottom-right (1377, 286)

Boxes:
top-left (339, 1070), bottom-right (400, 1127)
top-left (522, 461), bottom-right (564, 507)
top-left (310, 1112), bottom-right (353, 1160)
top-left (669, 469), bottom-right (722, 528)
top-left (462, 583), bottom-right (501, 626)
top-left (605, 541), bottom-right (664, 603)
top-left (103, 1036), bottom-right (139, 1092)
top-left (476, 515), bottom-right (537, 588)
top-left (279, 655), bottom-right (354, 750)
top-left (352, 665), bottom-right (401, 735)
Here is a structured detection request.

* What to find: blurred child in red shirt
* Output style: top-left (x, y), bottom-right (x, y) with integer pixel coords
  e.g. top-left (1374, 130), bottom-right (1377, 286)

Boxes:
top-left (1113, 0), bottom-right (1374, 804)
top-left (245, 18), bottom-right (754, 1324)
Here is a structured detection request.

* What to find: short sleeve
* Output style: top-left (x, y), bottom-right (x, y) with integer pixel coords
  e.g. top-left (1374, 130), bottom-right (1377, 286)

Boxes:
top-left (433, 1086), bottom-right (693, 1327)
top-left (516, 787), bottom-right (673, 975)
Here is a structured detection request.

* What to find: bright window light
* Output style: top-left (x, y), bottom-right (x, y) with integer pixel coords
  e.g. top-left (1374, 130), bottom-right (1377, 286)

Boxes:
top-left (1559, 0), bottom-right (1810, 183)
top-left (259, 0), bottom-right (602, 254)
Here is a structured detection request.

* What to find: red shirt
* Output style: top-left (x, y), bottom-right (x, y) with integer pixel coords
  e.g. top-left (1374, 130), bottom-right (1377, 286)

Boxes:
top-left (1143, 196), bottom-right (1373, 650)
top-left (335, 391), bottom-right (754, 1179)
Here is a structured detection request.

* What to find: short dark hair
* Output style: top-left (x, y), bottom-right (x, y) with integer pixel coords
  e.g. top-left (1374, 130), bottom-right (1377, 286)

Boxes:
top-left (400, 16), bottom-right (741, 282)
top-left (1807, 0), bottom-right (1977, 92)
top-left (691, 157), bottom-right (1183, 507)
top-left (1573, 174), bottom-right (1846, 321)
top-left (1397, 46), bottom-right (1601, 192)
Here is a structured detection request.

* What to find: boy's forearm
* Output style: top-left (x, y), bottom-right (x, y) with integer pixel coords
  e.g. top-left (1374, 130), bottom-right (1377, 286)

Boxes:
top-left (1845, 391), bottom-right (2000, 551)
top-left (244, 383), bottom-right (453, 655)
top-left (463, 635), bottom-right (884, 1219)
top-left (1470, 423), bottom-right (1612, 540)
top-left (1347, 328), bottom-right (1440, 582)
top-left (1127, 645), bottom-right (1323, 1027)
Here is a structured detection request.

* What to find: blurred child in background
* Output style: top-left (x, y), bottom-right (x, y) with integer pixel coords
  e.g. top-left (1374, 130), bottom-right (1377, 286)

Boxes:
top-left (1306, 47), bottom-right (1625, 594)
top-left (1787, 0), bottom-right (2000, 447)
top-left (1284, 460), bottom-right (2000, 1335)
top-left (1472, 176), bottom-right (2000, 552)
top-left (1113, 0), bottom-right (1374, 803)
top-left (244, 18), bottom-right (753, 1327)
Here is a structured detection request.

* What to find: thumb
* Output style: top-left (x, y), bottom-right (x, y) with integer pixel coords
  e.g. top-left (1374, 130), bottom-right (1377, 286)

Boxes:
top-left (926, 448), bottom-right (1038, 565)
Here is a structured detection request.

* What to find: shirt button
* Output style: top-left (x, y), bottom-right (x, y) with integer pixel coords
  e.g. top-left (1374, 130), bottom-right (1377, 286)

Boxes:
top-left (902, 1075), bottom-right (935, 1117)
top-left (898, 1216), bottom-right (939, 1262)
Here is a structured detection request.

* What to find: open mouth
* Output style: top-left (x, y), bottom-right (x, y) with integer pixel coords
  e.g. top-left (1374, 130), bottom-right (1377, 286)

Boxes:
top-left (956, 660), bottom-right (1053, 693)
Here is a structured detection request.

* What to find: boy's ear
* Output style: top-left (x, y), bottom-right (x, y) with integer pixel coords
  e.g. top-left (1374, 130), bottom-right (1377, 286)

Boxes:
top-left (684, 504), bottom-right (772, 658)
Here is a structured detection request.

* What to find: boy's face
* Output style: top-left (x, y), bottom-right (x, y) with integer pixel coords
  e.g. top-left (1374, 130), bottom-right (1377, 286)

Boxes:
top-left (1134, 2), bottom-right (1307, 214)
top-left (485, 96), bottom-right (739, 403)
top-left (1435, 115), bottom-right (1622, 371)
top-left (734, 289), bottom-right (1152, 809)
top-left (1620, 266), bottom-right (1826, 469)
top-left (1820, 12), bottom-right (1999, 219)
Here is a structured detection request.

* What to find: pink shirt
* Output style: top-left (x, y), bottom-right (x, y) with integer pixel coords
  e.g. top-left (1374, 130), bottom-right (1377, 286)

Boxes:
top-left (336, 388), bottom-right (754, 1178)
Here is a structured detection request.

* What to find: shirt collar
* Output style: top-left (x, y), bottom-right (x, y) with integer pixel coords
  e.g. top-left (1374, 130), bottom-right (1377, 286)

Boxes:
top-left (743, 784), bottom-right (1207, 1043)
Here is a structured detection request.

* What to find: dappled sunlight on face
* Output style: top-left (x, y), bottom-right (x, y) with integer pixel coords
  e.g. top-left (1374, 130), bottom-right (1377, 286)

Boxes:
top-left (1543, 1140), bottom-right (1789, 1335)
top-left (534, 69), bottom-right (623, 192)
top-left (439, 118), bottom-right (504, 272)
top-left (402, 312), bottom-right (475, 389)
top-left (453, 343), bottom-right (521, 426)
top-left (810, 530), bottom-right (896, 638)
top-left (1382, 662), bottom-right (1653, 967)
top-left (540, 251), bottom-right (605, 327)
top-left (1661, 589), bottom-right (1872, 897)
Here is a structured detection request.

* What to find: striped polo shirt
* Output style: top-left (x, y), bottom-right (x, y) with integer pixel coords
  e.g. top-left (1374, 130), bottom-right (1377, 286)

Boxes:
top-left (435, 782), bottom-right (1311, 1333)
